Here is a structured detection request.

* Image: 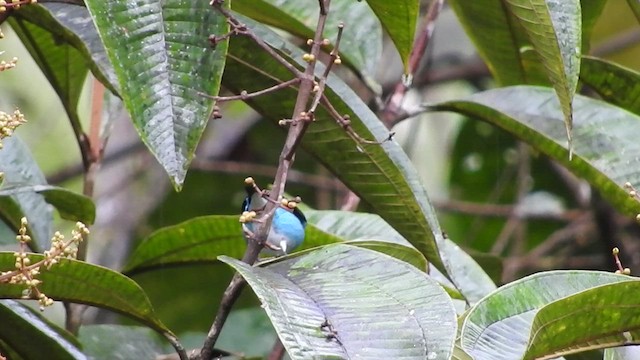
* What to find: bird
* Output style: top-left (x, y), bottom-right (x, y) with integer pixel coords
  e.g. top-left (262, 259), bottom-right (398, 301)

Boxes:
top-left (241, 180), bottom-right (306, 256)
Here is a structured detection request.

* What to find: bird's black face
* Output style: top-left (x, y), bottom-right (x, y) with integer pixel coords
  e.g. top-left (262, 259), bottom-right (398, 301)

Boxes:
top-left (241, 197), bottom-right (250, 212)
top-left (292, 207), bottom-right (307, 226)
top-left (242, 185), bottom-right (255, 212)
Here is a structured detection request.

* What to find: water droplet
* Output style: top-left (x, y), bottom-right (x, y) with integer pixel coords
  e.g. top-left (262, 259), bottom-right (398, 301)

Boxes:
top-left (402, 73), bottom-right (413, 87)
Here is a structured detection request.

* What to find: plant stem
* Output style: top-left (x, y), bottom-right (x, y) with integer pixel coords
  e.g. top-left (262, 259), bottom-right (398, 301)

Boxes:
top-left (65, 78), bottom-right (105, 335)
top-left (197, 1), bottom-right (332, 359)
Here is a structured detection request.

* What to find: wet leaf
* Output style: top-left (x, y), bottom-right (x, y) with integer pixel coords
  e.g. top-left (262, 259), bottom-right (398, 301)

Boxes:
top-left (122, 215), bottom-right (343, 275)
top-left (83, 0), bottom-right (229, 187)
top-left (365, 0), bottom-right (418, 73)
top-left (220, 244), bottom-right (457, 359)
top-left (504, 0), bottom-right (581, 151)
top-left (9, 11), bottom-right (88, 145)
top-left (0, 300), bottom-right (85, 360)
top-left (0, 137), bottom-right (52, 251)
top-left (306, 210), bottom-right (495, 304)
top-left (0, 185), bottom-right (95, 225)
top-left (524, 280), bottom-right (640, 359)
top-left (461, 270), bottom-right (632, 360)
top-left (0, 253), bottom-right (171, 335)
top-left (79, 325), bottom-right (164, 360)
top-left (580, 56), bottom-right (640, 115)
top-left (233, 0), bottom-right (382, 77)
top-left (12, 3), bottom-right (118, 94)
top-left (224, 14), bottom-right (448, 274)
top-left (429, 86), bottom-right (640, 216)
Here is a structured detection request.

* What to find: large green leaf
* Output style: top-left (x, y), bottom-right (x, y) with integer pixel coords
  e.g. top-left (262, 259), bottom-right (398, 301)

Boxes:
top-left (14, 3), bottom-right (118, 93)
top-left (428, 85), bottom-right (640, 216)
top-left (79, 325), bottom-right (165, 360)
top-left (461, 271), bottom-right (632, 360)
top-left (524, 280), bottom-right (640, 359)
top-left (305, 210), bottom-right (496, 303)
top-left (365, 0), bottom-right (418, 73)
top-left (0, 137), bottom-right (52, 251)
top-left (9, 11), bottom-right (88, 144)
top-left (123, 212), bottom-right (426, 275)
top-left (0, 185), bottom-right (95, 225)
top-left (232, 0), bottom-right (382, 77)
top-left (224, 14), bottom-right (448, 274)
top-left (504, 0), bottom-right (581, 148)
top-left (220, 244), bottom-right (457, 359)
top-left (450, 0), bottom-right (602, 82)
top-left (83, 0), bottom-right (229, 187)
top-left (122, 215), bottom-right (344, 275)
top-left (580, 56), bottom-right (640, 115)
top-left (0, 253), bottom-right (170, 336)
top-left (0, 300), bottom-right (85, 360)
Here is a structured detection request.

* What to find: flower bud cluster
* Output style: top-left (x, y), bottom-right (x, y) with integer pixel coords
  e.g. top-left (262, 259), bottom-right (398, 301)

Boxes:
top-left (0, 109), bottom-right (26, 148)
top-left (0, 218), bottom-right (90, 310)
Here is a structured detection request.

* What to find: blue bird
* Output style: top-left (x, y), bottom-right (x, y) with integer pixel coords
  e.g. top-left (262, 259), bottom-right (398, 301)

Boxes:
top-left (241, 183), bottom-right (306, 255)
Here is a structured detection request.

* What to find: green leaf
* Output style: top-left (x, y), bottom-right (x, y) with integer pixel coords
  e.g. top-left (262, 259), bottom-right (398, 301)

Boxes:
top-left (450, 0), bottom-right (599, 84)
top-left (0, 137), bottom-right (52, 251)
top-left (447, 0), bottom-right (529, 85)
top-left (627, 0), bottom-right (640, 24)
top-left (365, 0), bottom-right (418, 73)
top-left (461, 270), bottom-right (632, 360)
top-left (83, 0), bottom-right (229, 187)
top-left (428, 85), bottom-right (640, 216)
top-left (122, 215), bottom-right (343, 275)
top-left (581, 1), bottom-right (608, 53)
top-left (12, 3), bottom-right (118, 94)
top-left (0, 253), bottom-right (170, 336)
top-left (580, 56), bottom-right (640, 114)
top-left (604, 346), bottom-right (640, 360)
top-left (224, 15), bottom-right (448, 274)
top-left (524, 280), bottom-right (640, 359)
top-left (504, 0), bottom-right (581, 151)
top-left (0, 185), bottom-right (95, 225)
top-left (306, 210), bottom-right (496, 304)
top-left (232, 0), bottom-right (382, 77)
top-left (0, 300), bottom-right (85, 360)
top-left (79, 325), bottom-right (164, 360)
top-left (9, 10), bottom-right (88, 142)
top-left (220, 244), bottom-right (457, 359)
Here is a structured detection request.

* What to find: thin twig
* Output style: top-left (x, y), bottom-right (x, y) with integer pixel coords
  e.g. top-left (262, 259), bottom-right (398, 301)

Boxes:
top-left (308, 23), bottom-right (344, 114)
top-left (65, 78), bottom-right (106, 335)
top-left (213, 3), bottom-right (304, 78)
top-left (199, 78), bottom-right (300, 103)
top-left (491, 143), bottom-right (530, 255)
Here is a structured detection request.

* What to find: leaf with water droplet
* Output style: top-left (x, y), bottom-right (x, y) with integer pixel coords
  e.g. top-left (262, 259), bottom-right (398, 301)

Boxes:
top-left (83, 0), bottom-right (230, 188)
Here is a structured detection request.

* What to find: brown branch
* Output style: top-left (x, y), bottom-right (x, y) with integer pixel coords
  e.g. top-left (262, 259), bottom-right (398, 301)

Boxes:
top-left (197, 1), bottom-right (334, 358)
top-left (267, 338), bottom-right (286, 360)
top-left (65, 78), bottom-right (106, 336)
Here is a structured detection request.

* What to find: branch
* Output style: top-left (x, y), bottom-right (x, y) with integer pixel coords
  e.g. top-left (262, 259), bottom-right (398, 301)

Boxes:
top-left (197, 1), bottom-right (334, 358)
top-left (65, 78), bottom-right (106, 335)
top-left (199, 78), bottom-right (300, 103)
top-left (381, 0), bottom-right (443, 128)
